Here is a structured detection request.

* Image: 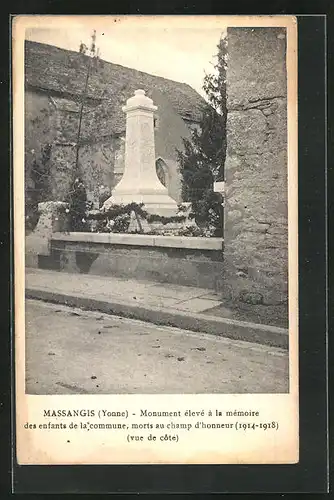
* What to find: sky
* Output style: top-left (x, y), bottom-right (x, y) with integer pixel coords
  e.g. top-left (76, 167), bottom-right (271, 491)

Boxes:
top-left (24, 16), bottom-right (226, 98)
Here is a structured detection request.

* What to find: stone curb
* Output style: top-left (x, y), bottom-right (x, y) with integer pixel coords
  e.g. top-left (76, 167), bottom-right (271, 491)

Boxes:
top-left (26, 288), bottom-right (289, 350)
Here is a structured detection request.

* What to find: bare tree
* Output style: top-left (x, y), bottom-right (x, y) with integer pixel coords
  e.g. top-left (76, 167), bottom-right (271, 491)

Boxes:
top-left (74, 30), bottom-right (100, 178)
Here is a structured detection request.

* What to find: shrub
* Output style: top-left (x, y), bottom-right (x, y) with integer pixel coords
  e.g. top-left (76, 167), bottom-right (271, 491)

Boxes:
top-left (65, 177), bottom-right (89, 232)
top-left (177, 36), bottom-right (227, 238)
top-left (26, 143), bottom-right (52, 232)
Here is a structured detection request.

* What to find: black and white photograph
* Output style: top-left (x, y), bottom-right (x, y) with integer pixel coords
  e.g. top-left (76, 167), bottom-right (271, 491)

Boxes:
top-left (14, 15), bottom-right (298, 465)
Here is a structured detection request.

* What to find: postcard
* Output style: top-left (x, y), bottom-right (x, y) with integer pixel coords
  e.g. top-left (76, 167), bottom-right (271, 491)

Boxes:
top-left (13, 14), bottom-right (298, 465)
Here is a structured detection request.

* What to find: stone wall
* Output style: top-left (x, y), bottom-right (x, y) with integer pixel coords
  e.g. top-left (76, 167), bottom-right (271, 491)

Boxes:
top-left (44, 233), bottom-right (224, 290)
top-left (49, 139), bottom-right (120, 203)
top-left (25, 89), bottom-right (118, 207)
top-left (224, 27), bottom-right (288, 306)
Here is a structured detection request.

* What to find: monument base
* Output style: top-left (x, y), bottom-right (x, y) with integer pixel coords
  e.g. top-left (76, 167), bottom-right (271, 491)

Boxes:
top-left (102, 193), bottom-right (179, 217)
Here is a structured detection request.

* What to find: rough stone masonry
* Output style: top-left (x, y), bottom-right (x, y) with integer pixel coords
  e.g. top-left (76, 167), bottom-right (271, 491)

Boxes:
top-left (224, 27), bottom-right (288, 306)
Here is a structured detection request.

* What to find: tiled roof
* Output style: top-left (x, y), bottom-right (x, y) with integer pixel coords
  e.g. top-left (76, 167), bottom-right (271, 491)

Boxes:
top-left (25, 40), bottom-right (205, 135)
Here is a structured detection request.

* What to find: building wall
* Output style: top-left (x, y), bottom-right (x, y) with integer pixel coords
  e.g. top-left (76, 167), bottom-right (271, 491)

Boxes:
top-left (24, 89), bottom-right (57, 191)
top-left (224, 27), bottom-right (288, 305)
top-left (152, 88), bottom-right (193, 203)
top-left (47, 139), bottom-right (117, 203)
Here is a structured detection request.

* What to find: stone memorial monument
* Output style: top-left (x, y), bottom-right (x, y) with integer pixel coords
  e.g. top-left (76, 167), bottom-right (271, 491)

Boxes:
top-left (103, 89), bottom-right (178, 216)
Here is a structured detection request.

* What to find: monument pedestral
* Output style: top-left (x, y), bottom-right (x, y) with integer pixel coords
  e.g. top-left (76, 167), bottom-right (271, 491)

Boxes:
top-left (103, 89), bottom-right (178, 217)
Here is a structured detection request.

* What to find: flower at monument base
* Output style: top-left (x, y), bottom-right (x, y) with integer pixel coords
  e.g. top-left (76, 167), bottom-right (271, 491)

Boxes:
top-left (65, 208), bottom-right (70, 213)
top-left (106, 219), bottom-right (115, 231)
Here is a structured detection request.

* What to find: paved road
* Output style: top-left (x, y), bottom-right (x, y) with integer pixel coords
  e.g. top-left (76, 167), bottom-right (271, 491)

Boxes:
top-left (25, 299), bottom-right (289, 394)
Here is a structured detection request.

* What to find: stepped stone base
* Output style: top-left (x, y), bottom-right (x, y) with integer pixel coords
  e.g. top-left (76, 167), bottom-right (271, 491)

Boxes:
top-left (102, 195), bottom-right (178, 217)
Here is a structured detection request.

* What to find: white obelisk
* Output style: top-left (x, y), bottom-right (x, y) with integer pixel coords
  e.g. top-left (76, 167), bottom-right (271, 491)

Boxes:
top-left (104, 89), bottom-right (178, 216)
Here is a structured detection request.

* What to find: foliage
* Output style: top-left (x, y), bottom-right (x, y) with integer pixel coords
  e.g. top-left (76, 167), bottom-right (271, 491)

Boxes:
top-left (61, 199), bottom-right (213, 237)
top-left (87, 202), bottom-right (187, 234)
top-left (25, 143), bottom-right (52, 232)
top-left (175, 225), bottom-right (210, 237)
top-left (30, 143), bottom-right (52, 201)
top-left (65, 178), bottom-right (90, 232)
top-left (203, 36), bottom-right (228, 120)
top-left (177, 35), bottom-right (227, 237)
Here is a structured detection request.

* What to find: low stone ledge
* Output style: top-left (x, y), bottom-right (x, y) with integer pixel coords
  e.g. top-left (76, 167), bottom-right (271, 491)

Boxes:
top-left (52, 232), bottom-right (224, 251)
